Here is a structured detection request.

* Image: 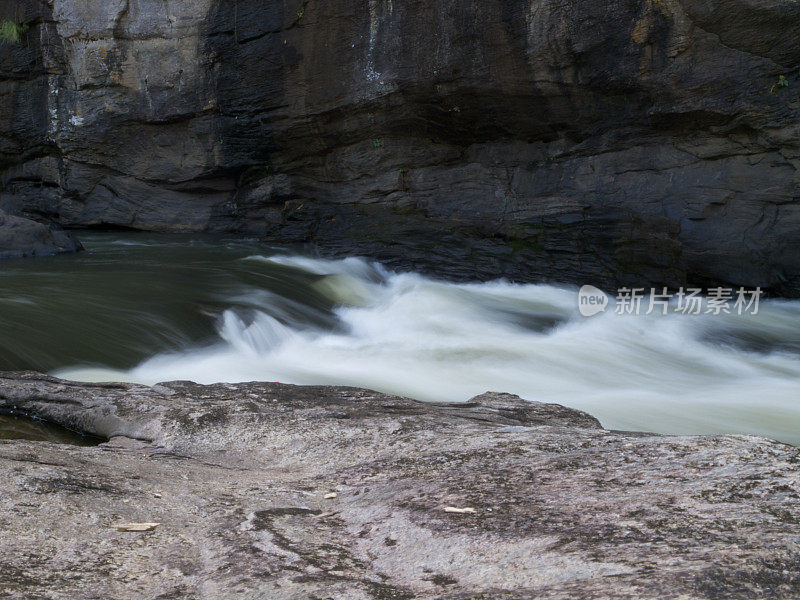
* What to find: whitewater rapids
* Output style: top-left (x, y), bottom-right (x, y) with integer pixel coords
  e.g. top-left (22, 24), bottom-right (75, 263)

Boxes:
top-left (46, 243), bottom-right (800, 444)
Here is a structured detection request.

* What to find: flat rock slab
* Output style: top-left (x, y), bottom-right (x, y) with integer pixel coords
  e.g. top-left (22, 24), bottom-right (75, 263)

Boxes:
top-left (0, 372), bottom-right (798, 598)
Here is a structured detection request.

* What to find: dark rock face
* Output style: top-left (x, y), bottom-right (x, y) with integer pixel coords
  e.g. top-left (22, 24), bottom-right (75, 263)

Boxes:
top-left (1, 372), bottom-right (800, 598)
top-left (0, 208), bottom-right (81, 258)
top-left (1, 1), bottom-right (800, 292)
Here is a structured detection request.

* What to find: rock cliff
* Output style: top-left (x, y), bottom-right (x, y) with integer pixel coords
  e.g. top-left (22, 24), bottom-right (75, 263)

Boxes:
top-left (1, 0), bottom-right (799, 292)
top-left (1, 372), bottom-right (799, 598)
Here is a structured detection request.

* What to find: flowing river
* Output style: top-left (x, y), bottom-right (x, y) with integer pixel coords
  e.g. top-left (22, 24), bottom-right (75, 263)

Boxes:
top-left (2, 233), bottom-right (800, 443)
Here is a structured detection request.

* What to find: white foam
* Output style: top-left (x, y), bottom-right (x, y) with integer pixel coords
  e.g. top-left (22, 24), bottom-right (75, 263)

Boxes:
top-left (57, 255), bottom-right (800, 443)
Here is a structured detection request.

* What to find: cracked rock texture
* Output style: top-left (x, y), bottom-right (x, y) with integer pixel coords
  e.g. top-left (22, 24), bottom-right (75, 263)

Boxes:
top-left (0, 372), bottom-right (799, 598)
top-left (0, 0), bottom-right (799, 291)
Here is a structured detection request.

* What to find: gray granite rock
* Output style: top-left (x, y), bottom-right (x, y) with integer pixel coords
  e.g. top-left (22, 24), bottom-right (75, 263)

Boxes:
top-left (0, 372), bottom-right (798, 598)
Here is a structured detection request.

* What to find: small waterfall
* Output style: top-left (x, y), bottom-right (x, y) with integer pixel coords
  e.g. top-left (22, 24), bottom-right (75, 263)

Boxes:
top-left (4, 231), bottom-right (798, 443)
top-left (48, 239), bottom-right (800, 444)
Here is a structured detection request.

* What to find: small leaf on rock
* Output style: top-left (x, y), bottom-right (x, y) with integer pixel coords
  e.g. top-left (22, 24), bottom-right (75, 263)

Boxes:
top-left (114, 522), bottom-right (161, 532)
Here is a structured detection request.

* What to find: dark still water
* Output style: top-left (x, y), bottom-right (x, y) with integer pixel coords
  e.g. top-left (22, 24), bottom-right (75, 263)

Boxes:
top-left (2, 232), bottom-right (800, 443)
top-left (0, 414), bottom-right (102, 446)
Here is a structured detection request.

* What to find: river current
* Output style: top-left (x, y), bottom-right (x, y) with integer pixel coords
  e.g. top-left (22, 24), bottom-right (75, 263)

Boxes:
top-left (2, 233), bottom-right (799, 443)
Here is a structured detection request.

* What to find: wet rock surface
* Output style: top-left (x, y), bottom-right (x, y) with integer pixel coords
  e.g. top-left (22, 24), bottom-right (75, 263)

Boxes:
top-left (0, 209), bottom-right (81, 259)
top-left (1, 1), bottom-right (800, 292)
top-left (0, 372), bottom-right (798, 598)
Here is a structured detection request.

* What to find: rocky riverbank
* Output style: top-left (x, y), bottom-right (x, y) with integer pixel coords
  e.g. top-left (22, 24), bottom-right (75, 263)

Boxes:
top-left (0, 372), bottom-right (798, 598)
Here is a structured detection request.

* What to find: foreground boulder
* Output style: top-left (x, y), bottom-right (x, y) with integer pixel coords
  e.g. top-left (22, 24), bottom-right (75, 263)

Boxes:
top-left (0, 210), bottom-right (81, 259)
top-left (0, 372), bottom-right (798, 598)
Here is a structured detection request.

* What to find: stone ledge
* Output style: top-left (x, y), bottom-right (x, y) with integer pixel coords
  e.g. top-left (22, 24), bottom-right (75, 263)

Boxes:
top-left (0, 372), bottom-right (797, 598)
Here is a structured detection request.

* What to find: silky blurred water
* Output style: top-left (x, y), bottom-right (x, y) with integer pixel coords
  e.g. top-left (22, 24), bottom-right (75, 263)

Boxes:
top-left (2, 232), bottom-right (800, 443)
